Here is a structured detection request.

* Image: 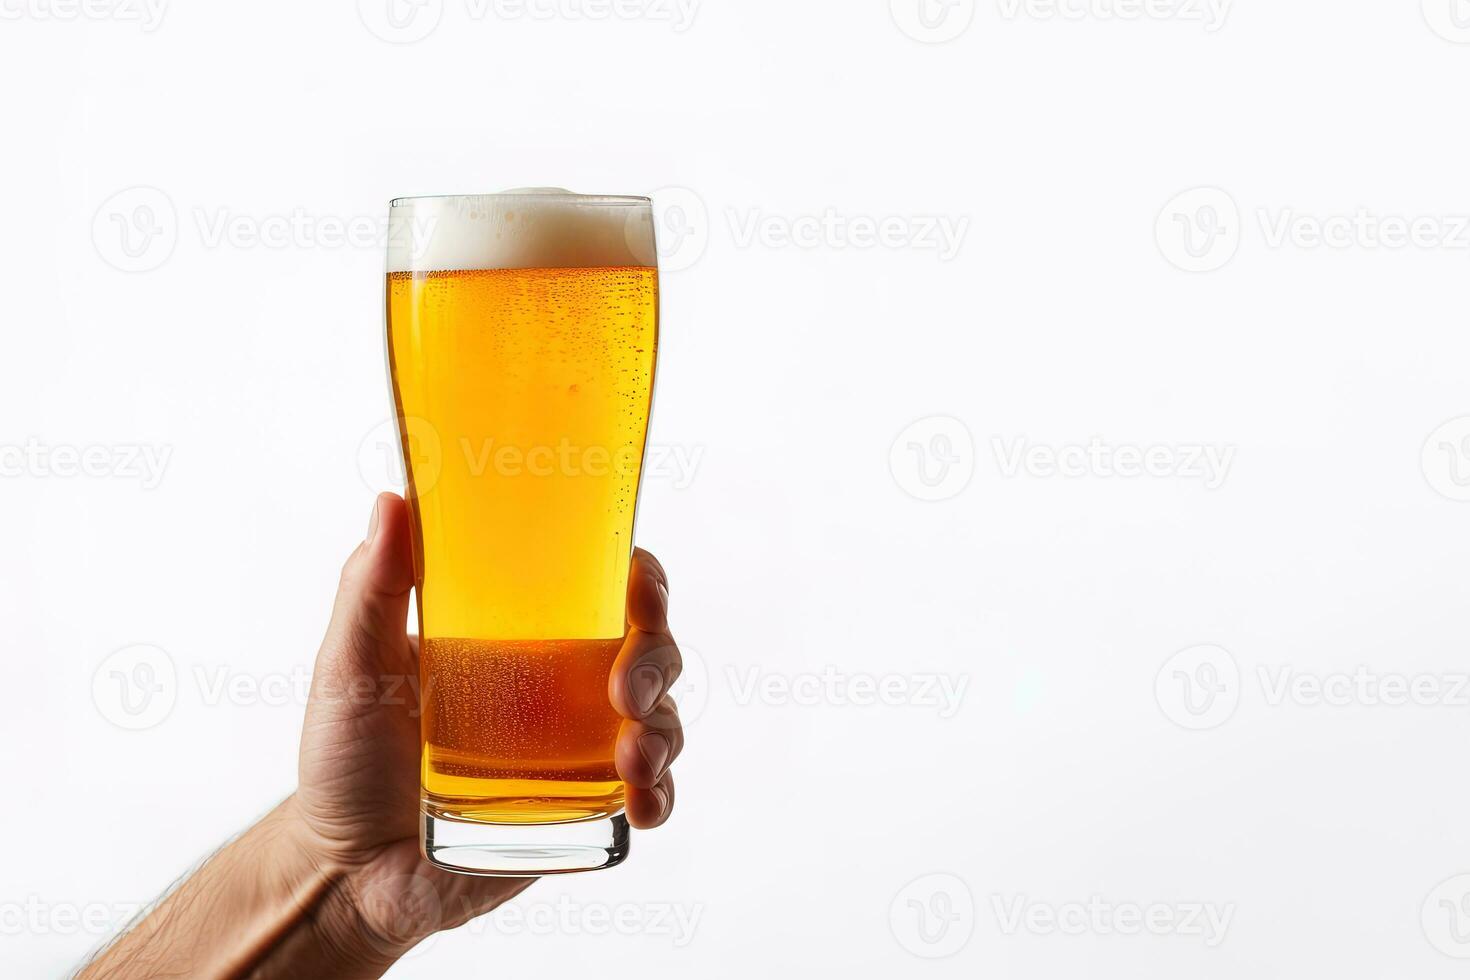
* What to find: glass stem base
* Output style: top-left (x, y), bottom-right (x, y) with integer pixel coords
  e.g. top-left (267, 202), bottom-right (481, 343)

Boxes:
top-left (422, 807), bottom-right (629, 876)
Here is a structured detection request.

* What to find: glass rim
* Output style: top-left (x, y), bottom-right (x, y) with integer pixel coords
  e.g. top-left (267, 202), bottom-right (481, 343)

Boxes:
top-left (390, 192), bottom-right (651, 208)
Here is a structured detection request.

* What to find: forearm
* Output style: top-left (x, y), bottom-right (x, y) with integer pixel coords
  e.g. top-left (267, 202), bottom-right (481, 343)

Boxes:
top-left (78, 797), bottom-right (403, 980)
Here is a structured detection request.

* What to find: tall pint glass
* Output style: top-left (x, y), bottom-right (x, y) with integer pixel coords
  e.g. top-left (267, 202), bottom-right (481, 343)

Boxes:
top-left (385, 190), bottom-right (658, 874)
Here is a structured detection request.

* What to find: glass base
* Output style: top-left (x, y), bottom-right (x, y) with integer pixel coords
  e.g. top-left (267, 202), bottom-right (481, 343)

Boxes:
top-left (422, 807), bottom-right (629, 876)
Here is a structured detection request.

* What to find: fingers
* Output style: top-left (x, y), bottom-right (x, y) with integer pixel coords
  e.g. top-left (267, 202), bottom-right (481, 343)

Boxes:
top-left (625, 772), bottom-right (676, 829)
top-left (615, 549), bottom-right (681, 828)
top-left (609, 629), bottom-right (682, 721)
top-left (316, 493), bottom-right (417, 685)
top-left (615, 699), bottom-right (684, 789)
top-left (626, 547), bottom-right (669, 633)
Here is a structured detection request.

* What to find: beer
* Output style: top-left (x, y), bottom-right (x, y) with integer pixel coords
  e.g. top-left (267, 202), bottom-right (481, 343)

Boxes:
top-left (385, 191), bottom-right (658, 874)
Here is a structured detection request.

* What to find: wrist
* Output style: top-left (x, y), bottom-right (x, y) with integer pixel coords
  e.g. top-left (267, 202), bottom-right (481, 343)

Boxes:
top-left (276, 797), bottom-right (435, 972)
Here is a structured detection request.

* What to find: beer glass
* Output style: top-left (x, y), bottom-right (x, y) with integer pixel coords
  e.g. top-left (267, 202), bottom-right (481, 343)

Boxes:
top-left (384, 190), bottom-right (658, 875)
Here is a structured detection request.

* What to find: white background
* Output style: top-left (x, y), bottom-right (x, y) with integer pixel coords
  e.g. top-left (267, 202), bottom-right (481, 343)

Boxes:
top-left (3, 1), bottom-right (1470, 977)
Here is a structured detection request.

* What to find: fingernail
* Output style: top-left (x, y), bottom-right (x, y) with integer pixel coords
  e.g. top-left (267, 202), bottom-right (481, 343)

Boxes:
top-left (638, 732), bottom-right (671, 778)
top-left (365, 497), bottom-right (381, 546)
top-left (631, 663), bottom-right (664, 715)
top-left (651, 784), bottom-right (670, 814)
top-left (655, 580), bottom-right (669, 617)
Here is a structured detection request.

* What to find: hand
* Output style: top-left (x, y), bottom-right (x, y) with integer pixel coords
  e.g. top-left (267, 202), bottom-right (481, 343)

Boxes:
top-left (80, 492), bottom-right (684, 979)
top-left (291, 491), bottom-right (685, 957)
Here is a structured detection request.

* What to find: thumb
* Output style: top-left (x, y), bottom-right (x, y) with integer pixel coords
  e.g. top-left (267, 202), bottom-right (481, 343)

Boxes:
top-left (317, 493), bottom-right (416, 683)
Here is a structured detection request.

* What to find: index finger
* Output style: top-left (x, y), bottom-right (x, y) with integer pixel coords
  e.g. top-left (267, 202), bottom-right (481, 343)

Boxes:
top-left (626, 548), bottom-right (669, 633)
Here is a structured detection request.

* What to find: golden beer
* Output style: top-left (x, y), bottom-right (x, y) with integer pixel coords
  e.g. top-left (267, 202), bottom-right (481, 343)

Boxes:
top-left (385, 192), bottom-right (658, 874)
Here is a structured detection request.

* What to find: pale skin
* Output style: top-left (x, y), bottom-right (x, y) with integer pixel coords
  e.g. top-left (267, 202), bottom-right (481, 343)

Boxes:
top-left (79, 492), bottom-right (684, 979)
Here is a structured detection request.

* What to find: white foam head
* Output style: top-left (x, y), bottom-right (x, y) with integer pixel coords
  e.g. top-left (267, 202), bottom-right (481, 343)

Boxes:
top-left (387, 188), bottom-right (655, 273)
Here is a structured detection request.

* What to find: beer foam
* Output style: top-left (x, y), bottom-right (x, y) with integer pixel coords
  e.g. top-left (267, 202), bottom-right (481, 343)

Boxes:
top-left (387, 188), bottom-right (656, 272)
